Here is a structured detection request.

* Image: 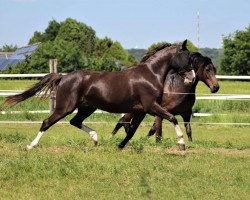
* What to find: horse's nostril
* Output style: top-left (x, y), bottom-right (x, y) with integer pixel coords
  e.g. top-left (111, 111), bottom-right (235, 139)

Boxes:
top-left (211, 85), bottom-right (219, 93)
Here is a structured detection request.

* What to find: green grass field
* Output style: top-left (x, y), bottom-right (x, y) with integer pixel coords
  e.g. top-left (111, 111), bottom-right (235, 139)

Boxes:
top-left (0, 79), bottom-right (249, 199)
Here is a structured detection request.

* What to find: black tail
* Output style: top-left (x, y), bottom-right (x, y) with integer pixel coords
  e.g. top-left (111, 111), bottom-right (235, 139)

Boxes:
top-left (3, 73), bottom-right (63, 108)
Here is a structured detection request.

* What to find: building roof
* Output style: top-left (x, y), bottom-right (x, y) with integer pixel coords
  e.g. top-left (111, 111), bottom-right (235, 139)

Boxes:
top-left (0, 44), bottom-right (39, 71)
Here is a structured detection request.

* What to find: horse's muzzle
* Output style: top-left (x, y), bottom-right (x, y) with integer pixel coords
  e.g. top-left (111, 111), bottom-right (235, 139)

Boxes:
top-left (211, 85), bottom-right (220, 93)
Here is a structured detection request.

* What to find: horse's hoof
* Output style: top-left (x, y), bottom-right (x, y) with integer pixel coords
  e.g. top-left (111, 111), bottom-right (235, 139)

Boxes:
top-left (118, 144), bottom-right (125, 149)
top-left (178, 144), bottom-right (186, 151)
top-left (156, 137), bottom-right (162, 143)
top-left (93, 141), bottom-right (98, 146)
top-left (26, 145), bottom-right (34, 150)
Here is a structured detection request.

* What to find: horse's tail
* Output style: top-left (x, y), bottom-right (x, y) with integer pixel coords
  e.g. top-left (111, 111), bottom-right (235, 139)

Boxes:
top-left (3, 73), bottom-right (63, 108)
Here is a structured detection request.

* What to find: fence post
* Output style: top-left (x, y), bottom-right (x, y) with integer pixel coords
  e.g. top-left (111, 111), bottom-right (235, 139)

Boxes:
top-left (49, 59), bottom-right (58, 113)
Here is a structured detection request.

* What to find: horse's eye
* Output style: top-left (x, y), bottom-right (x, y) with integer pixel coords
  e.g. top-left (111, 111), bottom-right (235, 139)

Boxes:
top-left (205, 67), bottom-right (210, 71)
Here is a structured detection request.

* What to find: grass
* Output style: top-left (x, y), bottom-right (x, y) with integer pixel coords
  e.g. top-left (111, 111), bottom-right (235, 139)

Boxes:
top-left (196, 80), bottom-right (250, 95)
top-left (0, 79), bottom-right (249, 199)
top-left (0, 123), bottom-right (250, 200)
top-left (0, 79), bottom-right (249, 123)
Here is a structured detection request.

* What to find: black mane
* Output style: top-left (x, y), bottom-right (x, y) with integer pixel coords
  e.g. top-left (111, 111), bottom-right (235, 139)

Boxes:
top-left (140, 43), bottom-right (172, 63)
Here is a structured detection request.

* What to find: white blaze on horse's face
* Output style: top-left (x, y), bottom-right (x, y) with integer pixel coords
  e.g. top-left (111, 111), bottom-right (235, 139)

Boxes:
top-left (184, 70), bottom-right (196, 85)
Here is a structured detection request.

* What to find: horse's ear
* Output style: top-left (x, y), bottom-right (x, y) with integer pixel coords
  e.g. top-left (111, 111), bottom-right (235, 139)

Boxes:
top-left (181, 39), bottom-right (188, 50)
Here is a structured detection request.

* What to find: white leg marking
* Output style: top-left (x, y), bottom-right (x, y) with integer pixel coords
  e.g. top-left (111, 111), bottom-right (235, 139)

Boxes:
top-left (89, 131), bottom-right (98, 142)
top-left (81, 124), bottom-right (98, 143)
top-left (27, 131), bottom-right (44, 150)
top-left (174, 124), bottom-right (185, 144)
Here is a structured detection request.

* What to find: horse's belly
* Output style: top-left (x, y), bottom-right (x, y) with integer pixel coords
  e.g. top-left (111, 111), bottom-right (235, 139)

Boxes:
top-left (85, 95), bottom-right (143, 113)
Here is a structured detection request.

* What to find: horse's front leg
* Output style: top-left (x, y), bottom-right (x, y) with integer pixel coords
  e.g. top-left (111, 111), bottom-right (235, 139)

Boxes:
top-left (150, 102), bottom-right (185, 150)
top-left (182, 113), bottom-right (192, 142)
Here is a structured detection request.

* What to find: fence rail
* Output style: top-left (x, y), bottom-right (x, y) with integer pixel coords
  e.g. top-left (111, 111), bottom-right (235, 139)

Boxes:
top-left (0, 74), bottom-right (249, 119)
top-left (0, 91), bottom-right (249, 100)
top-left (0, 74), bottom-right (250, 80)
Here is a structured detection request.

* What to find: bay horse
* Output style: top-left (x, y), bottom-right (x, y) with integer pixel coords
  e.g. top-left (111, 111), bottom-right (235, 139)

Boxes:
top-left (3, 40), bottom-right (194, 150)
top-left (111, 52), bottom-right (219, 146)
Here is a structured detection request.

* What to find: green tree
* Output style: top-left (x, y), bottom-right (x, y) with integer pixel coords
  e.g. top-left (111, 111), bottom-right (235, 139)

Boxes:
top-left (94, 38), bottom-right (136, 70)
top-left (3, 18), bottom-right (135, 73)
top-left (0, 44), bottom-right (18, 52)
top-left (147, 40), bottom-right (198, 54)
top-left (56, 18), bottom-right (96, 55)
top-left (29, 31), bottom-right (44, 44)
top-left (187, 40), bottom-right (198, 53)
top-left (94, 37), bottom-right (113, 57)
top-left (147, 41), bottom-right (170, 53)
top-left (43, 20), bottom-right (61, 42)
top-left (220, 25), bottom-right (250, 75)
top-left (199, 48), bottom-right (222, 69)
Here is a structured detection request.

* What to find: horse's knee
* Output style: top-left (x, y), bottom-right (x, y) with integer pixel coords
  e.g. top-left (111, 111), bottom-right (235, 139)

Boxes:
top-left (40, 119), bottom-right (49, 132)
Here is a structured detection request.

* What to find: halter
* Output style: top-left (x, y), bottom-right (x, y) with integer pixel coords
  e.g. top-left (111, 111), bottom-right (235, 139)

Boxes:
top-left (176, 63), bottom-right (196, 84)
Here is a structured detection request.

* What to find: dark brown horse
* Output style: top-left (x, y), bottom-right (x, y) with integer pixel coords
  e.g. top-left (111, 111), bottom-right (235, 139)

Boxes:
top-left (111, 52), bottom-right (219, 146)
top-left (3, 40), bottom-right (194, 150)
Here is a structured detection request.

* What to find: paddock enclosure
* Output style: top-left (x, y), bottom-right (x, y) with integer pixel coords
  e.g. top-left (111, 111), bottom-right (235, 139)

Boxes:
top-left (0, 76), bottom-right (249, 199)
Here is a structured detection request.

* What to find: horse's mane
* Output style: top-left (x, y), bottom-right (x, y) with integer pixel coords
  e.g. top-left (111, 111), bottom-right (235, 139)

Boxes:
top-left (140, 43), bottom-right (173, 63)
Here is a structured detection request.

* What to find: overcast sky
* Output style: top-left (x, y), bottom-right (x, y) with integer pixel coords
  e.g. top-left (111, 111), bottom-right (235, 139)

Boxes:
top-left (0, 0), bottom-right (249, 49)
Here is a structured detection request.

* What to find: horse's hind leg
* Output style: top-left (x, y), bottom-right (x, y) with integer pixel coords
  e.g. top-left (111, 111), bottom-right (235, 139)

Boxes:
top-left (111, 113), bottom-right (134, 137)
top-left (147, 116), bottom-right (163, 142)
top-left (182, 113), bottom-right (192, 141)
top-left (26, 107), bottom-right (74, 150)
top-left (118, 113), bottom-right (145, 149)
top-left (70, 106), bottom-right (97, 145)
top-left (147, 121), bottom-right (156, 137)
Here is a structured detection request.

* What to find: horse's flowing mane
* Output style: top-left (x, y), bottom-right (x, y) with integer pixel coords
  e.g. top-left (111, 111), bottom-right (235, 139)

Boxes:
top-left (140, 43), bottom-right (173, 63)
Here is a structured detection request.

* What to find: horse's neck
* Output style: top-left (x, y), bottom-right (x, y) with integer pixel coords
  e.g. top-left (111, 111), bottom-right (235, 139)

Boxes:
top-left (147, 54), bottom-right (172, 83)
top-left (190, 78), bottom-right (199, 93)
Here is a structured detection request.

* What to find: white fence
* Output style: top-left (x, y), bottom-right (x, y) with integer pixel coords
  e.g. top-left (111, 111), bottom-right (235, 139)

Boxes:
top-left (0, 74), bottom-right (249, 119)
top-left (0, 73), bottom-right (250, 80)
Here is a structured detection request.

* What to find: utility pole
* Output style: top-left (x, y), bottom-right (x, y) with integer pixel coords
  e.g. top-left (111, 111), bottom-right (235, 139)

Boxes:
top-left (197, 11), bottom-right (200, 49)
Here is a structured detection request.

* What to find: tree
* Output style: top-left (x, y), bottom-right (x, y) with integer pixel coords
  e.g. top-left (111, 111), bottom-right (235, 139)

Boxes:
top-left (55, 18), bottom-right (96, 55)
top-left (147, 40), bottom-right (198, 54)
top-left (43, 20), bottom-right (61, 42)
top-left (220, 25), bottom-right (250, 75)
top-left (94, 37), bottom-right (113, 57)
top-left (0, 44), bottom-right (18, 52)
top-left (29, 31), bottom-right (43, 44)
top-left (199, 48), bottom-right (222, 69)
top-left (3, 18), bottom-right (135, 73)
top-left (94, 38), bottom-right (136, 70)
top-left (147, 41), bottom-right (170, 53)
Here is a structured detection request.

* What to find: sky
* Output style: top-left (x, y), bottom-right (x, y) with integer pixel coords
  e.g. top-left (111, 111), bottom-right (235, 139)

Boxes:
top-left (0, 0), bottom-right (249, 49)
